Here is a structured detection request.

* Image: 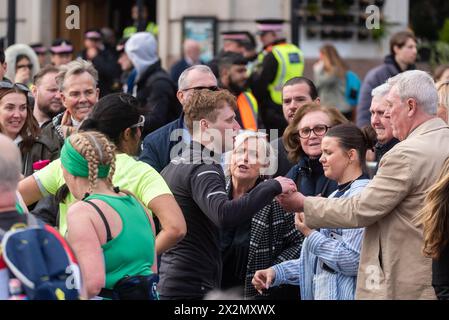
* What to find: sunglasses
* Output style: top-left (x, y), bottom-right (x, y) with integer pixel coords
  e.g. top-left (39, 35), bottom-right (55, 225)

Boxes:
top-left (0, 81), bottom-right (30, 93)
top-left (129, 115), bottom-right (145, 129)
top-left (181, 85), bottom-right (219, 92)
top-left (16, 63), bottom-right (33, 70)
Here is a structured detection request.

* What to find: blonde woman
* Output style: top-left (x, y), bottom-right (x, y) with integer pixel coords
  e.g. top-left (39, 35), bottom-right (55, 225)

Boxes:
top-left (221, 131), bottom-right (303, 299)
top-left (419, 158), bottom-right (449, 300)
top-left (313, 44), bottom-right (352, 119)
top-left (62, 131), bottom-right (158, 300)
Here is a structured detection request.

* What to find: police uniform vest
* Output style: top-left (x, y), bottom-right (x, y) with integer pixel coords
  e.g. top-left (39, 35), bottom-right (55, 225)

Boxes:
top-left (267, 43), bottom-right (304, 105)
top-left (123, 22), bottom-right (158, 38)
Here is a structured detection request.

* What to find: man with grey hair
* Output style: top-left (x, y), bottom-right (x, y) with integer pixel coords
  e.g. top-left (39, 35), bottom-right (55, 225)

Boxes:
top-left (276, 70), bottom-right (449, 299)
top-left (369, 83), bottom-right (399, 174)
top-left (140, 64), bottom-right (218, 172)
top-left (0, 134), bottom-right (28, 299)
top-left (41, 58), bottom-right (99, 148)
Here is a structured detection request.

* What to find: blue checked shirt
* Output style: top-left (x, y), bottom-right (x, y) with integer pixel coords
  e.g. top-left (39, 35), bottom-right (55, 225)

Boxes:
top-left (271, 179), bottom-right (369, 300)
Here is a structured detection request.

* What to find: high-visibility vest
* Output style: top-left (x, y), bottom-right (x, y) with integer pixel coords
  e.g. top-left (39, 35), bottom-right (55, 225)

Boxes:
top-left (267, 43), bottom-right (304, 105)
top-left (237, 91), bottom-right (259, 131)
top-left (123, 22), bottom-right (158, 38)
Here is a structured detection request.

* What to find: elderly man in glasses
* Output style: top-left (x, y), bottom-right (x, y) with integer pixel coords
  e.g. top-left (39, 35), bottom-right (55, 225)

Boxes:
top-left (139, 64), bottom-right (219, 172)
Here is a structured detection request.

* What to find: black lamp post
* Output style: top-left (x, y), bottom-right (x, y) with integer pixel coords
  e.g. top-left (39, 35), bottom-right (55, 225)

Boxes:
top-left (291, 0), bottom-right (301, 46)
top-left (7, 0), bottom-right (16, 46)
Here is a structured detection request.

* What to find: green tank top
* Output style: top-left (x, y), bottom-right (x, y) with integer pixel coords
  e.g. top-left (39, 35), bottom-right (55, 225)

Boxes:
top-left (84, 193), bottom-right (155, 289)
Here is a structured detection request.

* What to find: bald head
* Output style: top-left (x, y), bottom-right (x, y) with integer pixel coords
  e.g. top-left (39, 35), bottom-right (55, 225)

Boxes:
top-left (0, 134), bottom-right (22, 193)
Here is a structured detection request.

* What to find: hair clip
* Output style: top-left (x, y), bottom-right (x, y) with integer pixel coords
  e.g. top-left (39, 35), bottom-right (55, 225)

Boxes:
top-left (113, 186), bottom-right (120, 193)
top-left (83, 192), bottom-right (91, 200)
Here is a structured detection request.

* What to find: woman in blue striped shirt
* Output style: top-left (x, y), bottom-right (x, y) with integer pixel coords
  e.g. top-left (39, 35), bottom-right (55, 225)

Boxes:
top-left (252, 123), bottom-right (376, 300)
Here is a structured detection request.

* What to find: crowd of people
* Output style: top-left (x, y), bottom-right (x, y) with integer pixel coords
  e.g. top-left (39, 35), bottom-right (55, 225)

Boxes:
top-left (1, 15), bottom-right (449, 301)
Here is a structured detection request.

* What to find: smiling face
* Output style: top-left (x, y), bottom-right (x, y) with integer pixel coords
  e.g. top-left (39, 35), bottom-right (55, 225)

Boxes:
top-left (370, 95), bottom-right (394, 144)
top-left (61, 72), bottom-right (99, 122)
top-left (297, 111), bottom-right (332, 159)
top-left (0, 92), bottom-right (28, 140)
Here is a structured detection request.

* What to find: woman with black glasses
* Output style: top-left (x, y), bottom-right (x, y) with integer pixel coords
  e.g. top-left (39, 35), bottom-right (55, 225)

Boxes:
top-left (4, 44), bottom-right (40, 87)
top-left (0, 81), bottom-right (60, 176)
top-left (282, 103), bottom-right (347, 198)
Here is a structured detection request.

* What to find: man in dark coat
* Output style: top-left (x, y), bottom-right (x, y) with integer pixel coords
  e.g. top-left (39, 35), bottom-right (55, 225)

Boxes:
top-left (356, 30), bottom-right (417, 127)
top-left (125, 32), bottom-right (181, 136)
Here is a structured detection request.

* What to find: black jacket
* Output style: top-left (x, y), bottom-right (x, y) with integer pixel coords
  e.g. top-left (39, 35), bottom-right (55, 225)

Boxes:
top-left (136, 60), bottom-right (182, 136)
top-left (158, 141), bottom-right (282, 298)
top-left (356, 55), bottom-right (415, 127)
top-left (433, 244), bottom-right (449, 300)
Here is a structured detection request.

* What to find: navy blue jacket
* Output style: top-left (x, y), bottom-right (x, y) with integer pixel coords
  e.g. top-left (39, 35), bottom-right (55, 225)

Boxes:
top-left (139, 113), bottom-right (185, 172)
top-left (286, 156), bottom-right (337, 197)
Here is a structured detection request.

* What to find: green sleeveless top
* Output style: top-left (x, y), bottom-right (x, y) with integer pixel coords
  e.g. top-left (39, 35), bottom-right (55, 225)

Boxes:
top-left (84, 193), bottom-right (155, 289)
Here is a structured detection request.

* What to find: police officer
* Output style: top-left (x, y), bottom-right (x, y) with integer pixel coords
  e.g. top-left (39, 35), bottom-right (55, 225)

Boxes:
top-left (250, 19), bottom-right (304, 134)
top-left (123, 3), bottom-right (158, 39)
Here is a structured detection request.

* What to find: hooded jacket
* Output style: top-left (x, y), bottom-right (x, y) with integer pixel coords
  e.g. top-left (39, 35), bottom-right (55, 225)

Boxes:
top-left (125, 32), bottom-right (181, 136)
top-left (4, 44), bottom-right (40, 84)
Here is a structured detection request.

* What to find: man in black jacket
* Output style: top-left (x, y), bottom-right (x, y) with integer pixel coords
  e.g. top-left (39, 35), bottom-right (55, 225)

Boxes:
top-left (159, 89), bottom-right (295, 299)
top-left (125, 32), bottom-right (181, 136)
top-left (356, 30), bottom-right (417, 127)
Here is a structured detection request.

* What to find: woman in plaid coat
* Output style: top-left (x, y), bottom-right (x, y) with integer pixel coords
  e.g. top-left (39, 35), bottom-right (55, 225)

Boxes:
top-left (220, 131), bottom-right (303, 299)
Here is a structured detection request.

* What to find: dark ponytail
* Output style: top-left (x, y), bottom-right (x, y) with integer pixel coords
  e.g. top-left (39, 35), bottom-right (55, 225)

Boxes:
top-left (325, 123), bottom-right (376, 173)
top-left (79, 93), bottom-right (141, 147)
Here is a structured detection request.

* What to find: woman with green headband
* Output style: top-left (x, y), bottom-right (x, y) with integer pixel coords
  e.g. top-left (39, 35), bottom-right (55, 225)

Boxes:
top-left (62, 131), bottom-right (157, 299)
top-left (18, 93), bottom-right (186, 255)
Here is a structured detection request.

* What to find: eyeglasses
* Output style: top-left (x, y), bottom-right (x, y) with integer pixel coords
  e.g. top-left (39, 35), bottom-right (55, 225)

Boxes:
top-left (0, 81), bottom-right (30, 93)
top-left (298, 125), bottom-right (330, 139)
top-left (129, 115), bottom-right (145, 129)
top-left (16, 63), bottom-right (33, 70)
top-left (181, 85), bottom-right (219, 92)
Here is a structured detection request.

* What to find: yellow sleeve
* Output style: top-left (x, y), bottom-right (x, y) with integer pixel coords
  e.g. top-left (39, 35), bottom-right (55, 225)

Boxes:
top-left (33, 159), bottom-right (64, 195)
top-left (135, 162), bottom-right (172, 207)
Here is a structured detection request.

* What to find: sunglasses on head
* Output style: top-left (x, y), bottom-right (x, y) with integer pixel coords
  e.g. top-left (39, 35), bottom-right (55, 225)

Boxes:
top-left (181, 85), bottom-right (219, 92)
top-left (0, 81), bottom-right (30, 93)
top-left (129, 115), bottom-right (145, 129)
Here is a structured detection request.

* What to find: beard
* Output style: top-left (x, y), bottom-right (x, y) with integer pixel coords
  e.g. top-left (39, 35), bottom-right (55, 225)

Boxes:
top-left (39, 102), bottom-right (65, 119)
top-left (228, 77), bottom-right (246, 96)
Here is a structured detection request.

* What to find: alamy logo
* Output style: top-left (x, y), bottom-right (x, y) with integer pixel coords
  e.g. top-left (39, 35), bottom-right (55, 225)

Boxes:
top-left (65, 5), bottom-right (80, 30)
top-left (65, 265), bottom-right (81, 290)
top-left (365, 265), bottom-right (381, 290)
top-left (365, 5), bottom-right (380, 30)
